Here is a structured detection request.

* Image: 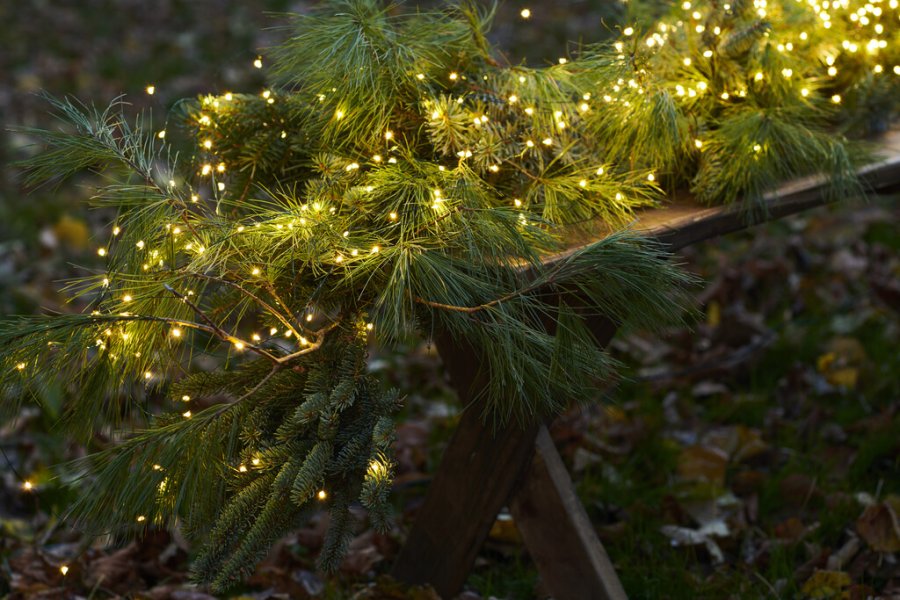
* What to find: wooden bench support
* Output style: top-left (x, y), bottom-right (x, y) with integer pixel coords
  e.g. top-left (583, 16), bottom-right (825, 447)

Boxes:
top-left (391, 336), bottom-right (541, 597)
top-left (509, 426), bottom-right (628, 600)
top-left (392, 130), bottom-right (900, 599)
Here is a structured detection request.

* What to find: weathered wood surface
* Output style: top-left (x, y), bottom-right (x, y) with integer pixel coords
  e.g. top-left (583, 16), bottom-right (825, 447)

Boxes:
top-left (392, 128), bottom-right (900, 599)
top-left (509, 426), bottom-right (628, 600)
top-left (390, 333), bottom-right (543, 595)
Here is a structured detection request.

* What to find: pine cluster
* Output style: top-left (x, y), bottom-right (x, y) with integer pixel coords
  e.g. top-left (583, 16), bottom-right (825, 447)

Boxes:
top-left (2, 0), bottom-right (896, 591)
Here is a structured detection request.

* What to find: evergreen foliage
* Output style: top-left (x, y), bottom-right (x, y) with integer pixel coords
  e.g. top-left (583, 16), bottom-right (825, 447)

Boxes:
top-left (3, 0), bottom-right (897, 591)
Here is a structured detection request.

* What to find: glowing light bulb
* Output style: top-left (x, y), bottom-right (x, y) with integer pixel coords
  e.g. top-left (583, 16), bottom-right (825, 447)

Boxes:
top-left (449, 72), bottom-right (458, 81)
top-left (520, 8), bottom-right (531, 18)
top-left (253, 57), bottom-right (263, 69)
top-left (146, 85), bottom-right (155, 95)
top-left (317, 490), bottom-right (327, 500)
top-left (368, 460), bottom-right (388, 478)
top-left (22, 480), bottom-right (33, 490)
top-left (831, 94), bottom-right (841, 104)
top-left (60, 565), bottom-right (69, 576)
top-left (157, 130), bottom-right (166, 139)
top-left (137, 515), bottom-right (146, 522)
top-left (123, 294), bottom-right (133, 302)
top-left (251, 267), bottom-right (261, 276)
top-left (97, 247), bottom-right (107, 257)
top-left (694, 139), bottom-right (704, 149)
top-left (385, 130), bottom-right (394, 140)
top-left (171, 328), bottom-right (182, 338)
top-left (623, 27), bottom-right (634, 36)
top-left (183, 410), bottom-right (192, 418)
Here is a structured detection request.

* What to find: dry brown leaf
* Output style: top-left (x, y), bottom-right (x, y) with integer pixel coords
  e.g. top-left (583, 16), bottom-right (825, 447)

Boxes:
top-left (856, 500), bottom-right (900, 553)
top-left (677, 445), bottom-right (729, 485)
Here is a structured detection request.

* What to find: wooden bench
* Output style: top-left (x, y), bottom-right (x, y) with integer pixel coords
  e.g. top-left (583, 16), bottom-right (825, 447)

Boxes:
top-left (391, 128), bottom-right (900, 600)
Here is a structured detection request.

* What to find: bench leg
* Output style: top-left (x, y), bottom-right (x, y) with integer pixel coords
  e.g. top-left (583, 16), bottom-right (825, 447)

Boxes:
top-left (390, 408), bottom-right (539, 596)
top-left (391, 334), bottom-right (541, 597)
top-left (510, 426), bottom-right (629, 600)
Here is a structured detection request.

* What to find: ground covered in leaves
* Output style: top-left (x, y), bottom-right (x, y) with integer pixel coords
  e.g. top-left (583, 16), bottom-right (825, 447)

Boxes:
top-left (2, 2), bottom-right (898, 599)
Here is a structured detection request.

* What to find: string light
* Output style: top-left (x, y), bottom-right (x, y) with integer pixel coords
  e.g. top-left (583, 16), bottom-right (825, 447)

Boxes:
top-left (60, 565), bottom-right (69, 576)
top-left (145, 85), bottom-right (155, 95)
top-left (253, 57), bottom-right (263, 69)
top-left (317, 490), bottom-right (327, 500)
top-left (520, 8), bottom-right (531, 18)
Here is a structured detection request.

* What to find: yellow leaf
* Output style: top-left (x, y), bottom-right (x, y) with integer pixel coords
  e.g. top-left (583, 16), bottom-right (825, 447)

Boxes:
top-left (817, 352), bottom-right (836, 373)
top-left (826, 368), bottom-right (858, 389)
top-left (706, 300), bottom-right (721, 327)
top-left (53, 215), bottom-right (90, 250)
top-left (801, 570), bottom-right (851, 599)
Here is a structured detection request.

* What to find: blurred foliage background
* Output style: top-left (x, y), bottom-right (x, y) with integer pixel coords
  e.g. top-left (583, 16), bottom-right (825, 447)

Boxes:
top-left (1, 1), bottom-right (898, 599)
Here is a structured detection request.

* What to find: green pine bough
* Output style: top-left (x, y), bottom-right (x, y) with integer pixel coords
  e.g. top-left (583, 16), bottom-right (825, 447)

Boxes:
top-left (3, 0), bottom-right (897, 591)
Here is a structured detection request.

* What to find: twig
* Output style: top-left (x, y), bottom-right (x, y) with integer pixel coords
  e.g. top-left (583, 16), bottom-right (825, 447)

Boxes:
top-left (160, 285), bottom-right (280, 363)
top-left (413, 258), bottom-right (569, 314)
top-left (179, 271), bottom-right (303, 338)
top-left (274, 321), bottom-right (339, 364)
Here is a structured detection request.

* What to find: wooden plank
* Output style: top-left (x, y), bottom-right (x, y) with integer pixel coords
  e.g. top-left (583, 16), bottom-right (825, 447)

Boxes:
top-left (392, 129), bottom-right (900, 597)
top-left (392, 320), bottom-right (618, 597)
top-left (509, 427), bottom-right (628, 600)
top-left (554, 127), bottom-right (900, 257)
top-left (390, 333), bottom-right (541, 597)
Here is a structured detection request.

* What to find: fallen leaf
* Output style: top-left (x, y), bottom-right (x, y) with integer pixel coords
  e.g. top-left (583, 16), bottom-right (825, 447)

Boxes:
top-left (774, 517), bottom-right (807, 542)
top-left (856, 500), bottom-right (900, 553)
top-left (677, 445), bottom-right (729, 485)
top-left (801, 569), bottom-right (851, 599)
top-left (659, 524), bottom-right (725, 563)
